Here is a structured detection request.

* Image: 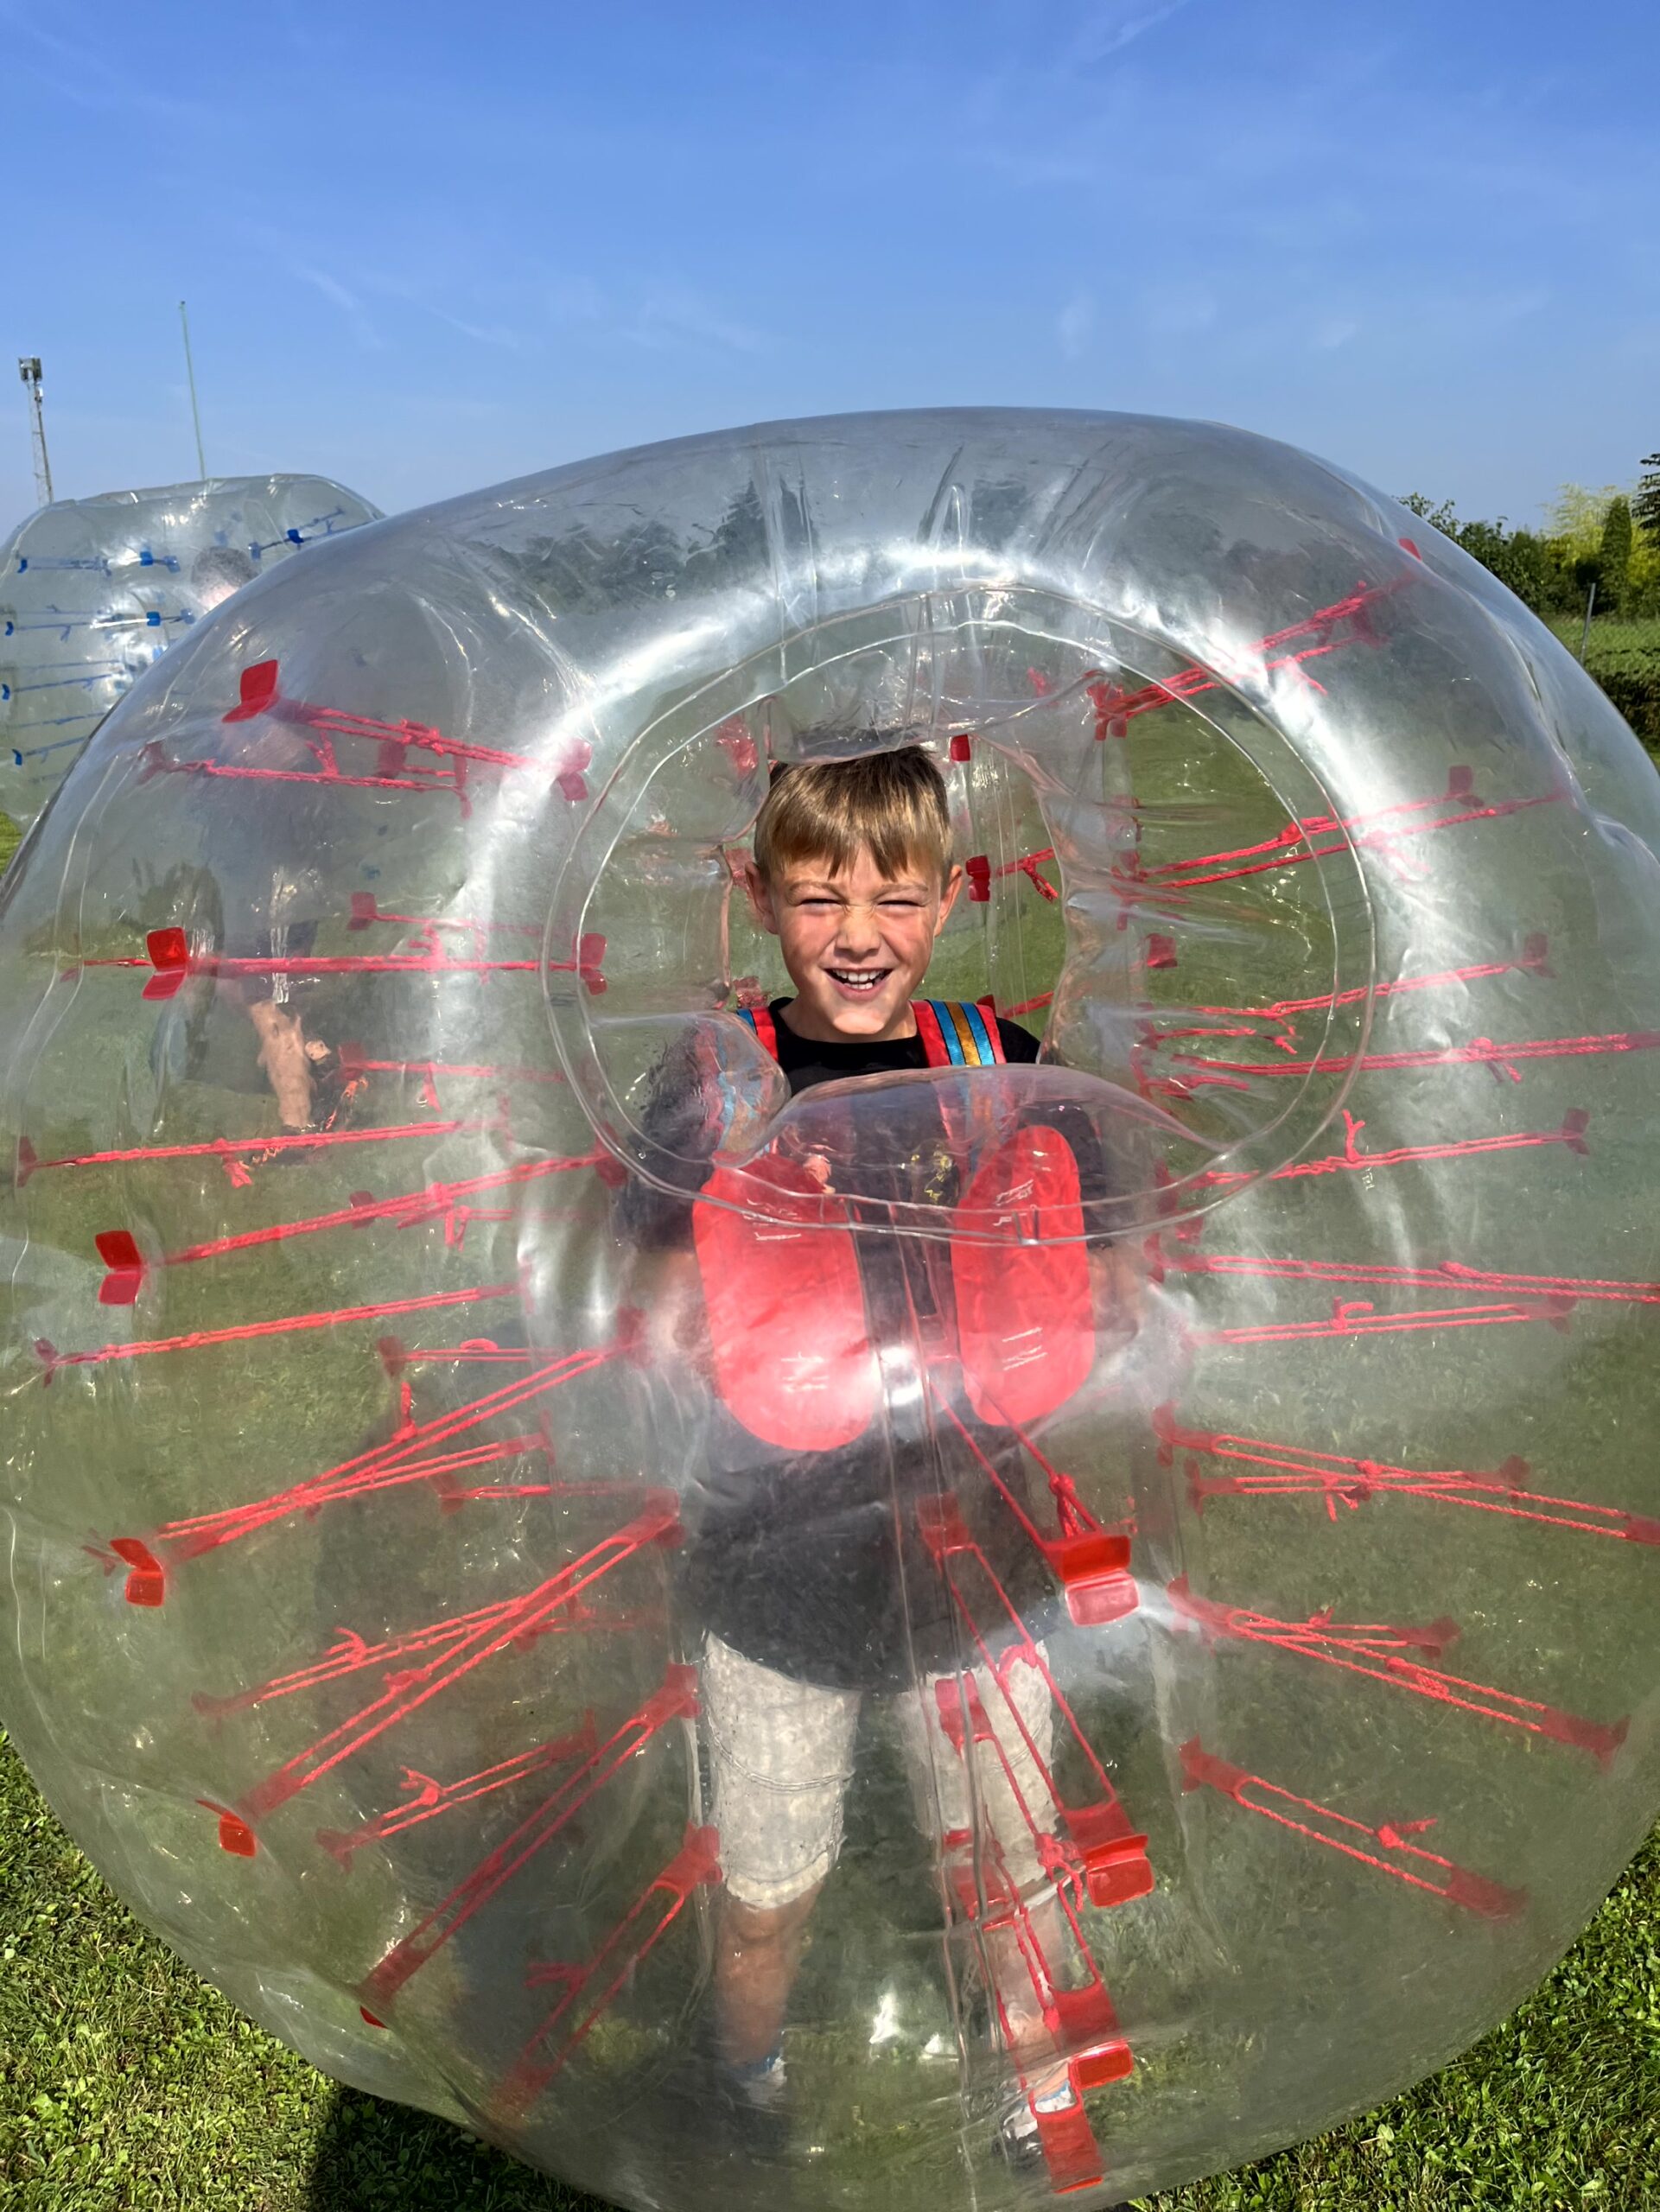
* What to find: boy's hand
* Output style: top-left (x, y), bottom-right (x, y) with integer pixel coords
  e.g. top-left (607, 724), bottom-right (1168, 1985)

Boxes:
top-left (1088, 1243), bottom-right (1142, 1354)
top-left (628, 1248), bottom-right (713, 1380)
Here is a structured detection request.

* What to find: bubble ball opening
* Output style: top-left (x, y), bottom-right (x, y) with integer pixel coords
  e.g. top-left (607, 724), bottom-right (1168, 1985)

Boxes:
top-left (1, 408), bottom-right (1657, 2212)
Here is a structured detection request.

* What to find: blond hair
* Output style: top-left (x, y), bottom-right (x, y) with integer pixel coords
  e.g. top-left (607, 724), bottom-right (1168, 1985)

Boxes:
top-left (752, 744), bottom-right (953, 885)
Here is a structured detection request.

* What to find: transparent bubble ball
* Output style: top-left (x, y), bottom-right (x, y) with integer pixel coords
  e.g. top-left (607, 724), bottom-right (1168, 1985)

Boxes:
top-left (2, 410), bottom-right (1657, 2211)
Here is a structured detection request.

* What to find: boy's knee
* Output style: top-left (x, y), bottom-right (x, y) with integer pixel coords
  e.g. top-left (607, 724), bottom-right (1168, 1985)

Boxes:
top-left (723, 1884), bottom-right (823, 1950)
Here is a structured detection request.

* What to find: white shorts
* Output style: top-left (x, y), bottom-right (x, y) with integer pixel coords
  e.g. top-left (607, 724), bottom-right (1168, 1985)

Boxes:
top-left (701, 1630), bottom-right (1057, 1912)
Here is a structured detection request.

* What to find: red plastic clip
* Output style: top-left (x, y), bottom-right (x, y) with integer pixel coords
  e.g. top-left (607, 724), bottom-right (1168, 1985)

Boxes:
top-left (556, 741), bottom-right (592, 804)
top-left (224, 658), bottom-right (281, 723)
top-left (200, 1802), bottom-right (258, 1857)
top-left (1053, 1983), bottom-right (1134, 2088)
top-left (142, 927), bottom-right (191, 1001)
top-left (1062, 1799), bottom-right (1154, 1908)
top-left (1036, 1528), bottom-right (1136, 1629)
top-left (949, 731), bottom-right (972, 763)
top-left (110, 1536), bottom-right (166, 1607)
top-left (965, 855), bottom-right (991, 904)
top-left (96, 1229), bottom-right (147, 1306)
top-left (1035, 2101), bottom-right (1104, 2193)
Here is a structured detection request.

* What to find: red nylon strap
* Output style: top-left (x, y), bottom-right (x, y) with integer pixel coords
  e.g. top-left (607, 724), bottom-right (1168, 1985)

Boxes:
top-left (746, 1003), bottom-right (779, 1058)
top-left (912, 1000), bottom-right (951, 1066)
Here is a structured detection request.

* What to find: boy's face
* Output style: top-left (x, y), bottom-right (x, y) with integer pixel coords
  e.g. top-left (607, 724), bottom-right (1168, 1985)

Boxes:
top-left (743, 847), bottom-right (963, 1044)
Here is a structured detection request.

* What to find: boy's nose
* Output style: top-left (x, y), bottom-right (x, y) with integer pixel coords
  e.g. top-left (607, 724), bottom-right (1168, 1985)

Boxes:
top-left (835, 904), bottom-right (883, 954)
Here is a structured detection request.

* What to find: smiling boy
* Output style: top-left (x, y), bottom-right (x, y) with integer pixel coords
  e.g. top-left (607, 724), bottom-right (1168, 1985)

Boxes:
top-left (621, 741), bottom-right (1126, 2166)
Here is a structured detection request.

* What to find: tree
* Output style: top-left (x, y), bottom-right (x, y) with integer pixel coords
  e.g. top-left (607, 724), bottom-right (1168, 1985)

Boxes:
top-left (1396, 494), bottom-right (1577, 617)
top-left (1399, 492), bottom-right (1460, 534)
top-left (1634, 454), bottom-right (1660, 542)
top-left (1599, 496), bottom-right (1634, 614)
top-left (1545, 484), bottom-right (1620, 561)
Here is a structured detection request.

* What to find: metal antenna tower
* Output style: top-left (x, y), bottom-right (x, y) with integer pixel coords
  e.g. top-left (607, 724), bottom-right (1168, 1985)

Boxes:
top-left (179, 302), bottom-right (207, 479)
top-left (16, 356), bottom-right (54, 506)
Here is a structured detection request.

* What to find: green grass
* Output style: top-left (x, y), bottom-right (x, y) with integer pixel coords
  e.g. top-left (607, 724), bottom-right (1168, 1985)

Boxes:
top-left (2, 1728), bottom-right (1655, 2211)
top-left (1545, 615), bottom-right (1660, 673)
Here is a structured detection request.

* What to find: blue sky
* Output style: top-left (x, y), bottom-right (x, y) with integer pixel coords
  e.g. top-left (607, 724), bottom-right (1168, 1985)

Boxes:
top-left (3, 0), bottom-right (1657, 535)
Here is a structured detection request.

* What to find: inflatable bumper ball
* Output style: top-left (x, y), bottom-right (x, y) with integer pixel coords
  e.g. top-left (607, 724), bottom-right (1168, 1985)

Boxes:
top-left (1, 410), bottom-right (1657, 2210)
top-left (0, 473), bottom-right (380, 835)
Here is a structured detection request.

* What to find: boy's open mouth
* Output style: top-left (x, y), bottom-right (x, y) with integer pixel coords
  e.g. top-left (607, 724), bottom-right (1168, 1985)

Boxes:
top-left (824, 967), bottom-right (894, 996)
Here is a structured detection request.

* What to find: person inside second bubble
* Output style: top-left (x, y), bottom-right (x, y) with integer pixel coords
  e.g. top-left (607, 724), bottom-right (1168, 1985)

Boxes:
top-left (619, 740), bottom-right (1141, 2169)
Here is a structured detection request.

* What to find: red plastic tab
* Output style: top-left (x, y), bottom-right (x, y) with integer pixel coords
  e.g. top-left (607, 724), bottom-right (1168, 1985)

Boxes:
top-left (110, 1536), bottom-right (166, 1607)
top-left (1035, 2101), bottom-right (1104, 2193)
top-left (216, 1808), bottom-right (258, 1857)
top-left (964, 855), bottom-right (991, 903)
top-left (224, 658), bottom-right (280, 722)
top-left (142, 927), bottom-right (190, 1001)
top-left (949, 731), bottom-right (972, 762)
top-left (1039, 1529), bottom-right (1136, 1628)
top-left (556, 740), bottom-right (593, 804)
top-left (917, 1492), bottom-right (971, 1564)
top-left (95, 1229), bottom-right (146, 1306)
top-left (1064, 1799), bottom-right (1154, 1907)
top-left (694, 1156), bottom-right (878, 1451)
top-left (1053, 1983), bottom-right (1133, 2088)
top-left (577, 931), bottom-right (607, 994)
top-left (952, 1127), bottom-right (1091, 1427)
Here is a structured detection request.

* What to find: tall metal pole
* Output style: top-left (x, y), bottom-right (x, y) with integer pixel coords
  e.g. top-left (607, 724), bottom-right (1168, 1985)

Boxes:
top-left (1579, 576), bottom-right (1598, 664)
top-left (178, 300), bottom-right (207, 480)
top-left (16, 357), bottom-right (54, 505)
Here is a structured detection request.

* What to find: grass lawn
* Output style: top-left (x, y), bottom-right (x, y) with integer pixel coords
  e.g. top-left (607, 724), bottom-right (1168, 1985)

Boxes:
top-left (2, 1728), bottom-right (1655, 2211)
top-left (1545, 615), bottom-right (1660, 670)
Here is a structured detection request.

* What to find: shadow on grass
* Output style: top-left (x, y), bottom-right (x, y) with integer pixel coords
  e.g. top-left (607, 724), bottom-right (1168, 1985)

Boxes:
top-left (304, 2081), bottom-right (609, 2212)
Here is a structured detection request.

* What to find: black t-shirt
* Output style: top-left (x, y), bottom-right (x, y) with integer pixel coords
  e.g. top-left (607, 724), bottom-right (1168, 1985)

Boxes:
top-left (621, 999), bottom-right (1084, 1691)
top-left (766, 1000), bottom-right (1040, 1091)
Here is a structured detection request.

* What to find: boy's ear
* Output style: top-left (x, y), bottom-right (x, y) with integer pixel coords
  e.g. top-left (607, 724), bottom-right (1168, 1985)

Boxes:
top-left (933, 862), bottom-right (964, 936)
top-left (741, 860), bottom-right (780, 936)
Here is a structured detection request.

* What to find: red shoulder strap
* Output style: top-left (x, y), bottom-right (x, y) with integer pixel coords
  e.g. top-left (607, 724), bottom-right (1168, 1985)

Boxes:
top-left (738, 1004), bottom-right (779, 1059)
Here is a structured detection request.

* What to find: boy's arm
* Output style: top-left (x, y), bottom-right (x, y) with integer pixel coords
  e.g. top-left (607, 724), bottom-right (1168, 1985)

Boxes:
top-left (625, 1243), bottom-right (710, 1376)
top-left (1087, 1239), bottom-right (1143, 1351)
top-left (614, 1026), bottom-right (731, 1375)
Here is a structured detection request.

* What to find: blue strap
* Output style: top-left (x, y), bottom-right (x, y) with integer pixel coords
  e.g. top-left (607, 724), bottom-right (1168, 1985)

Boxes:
top-left (958, 999), bottom-right (996, 1063)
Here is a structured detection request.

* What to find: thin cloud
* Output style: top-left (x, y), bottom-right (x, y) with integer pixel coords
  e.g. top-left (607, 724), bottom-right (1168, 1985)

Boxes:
top-left (1065, 0), bottom-right (1205, 67)
top-left (362, 275), bottom-right (524, 350)
top-left (290, 265), bottom-right (384, 352)
top-left (1058, 289), bottom-right (1097, 360)
top-left (0, 4), bottom-right (221, 128)
top-left (626, 289), bottom-right (773, 356)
